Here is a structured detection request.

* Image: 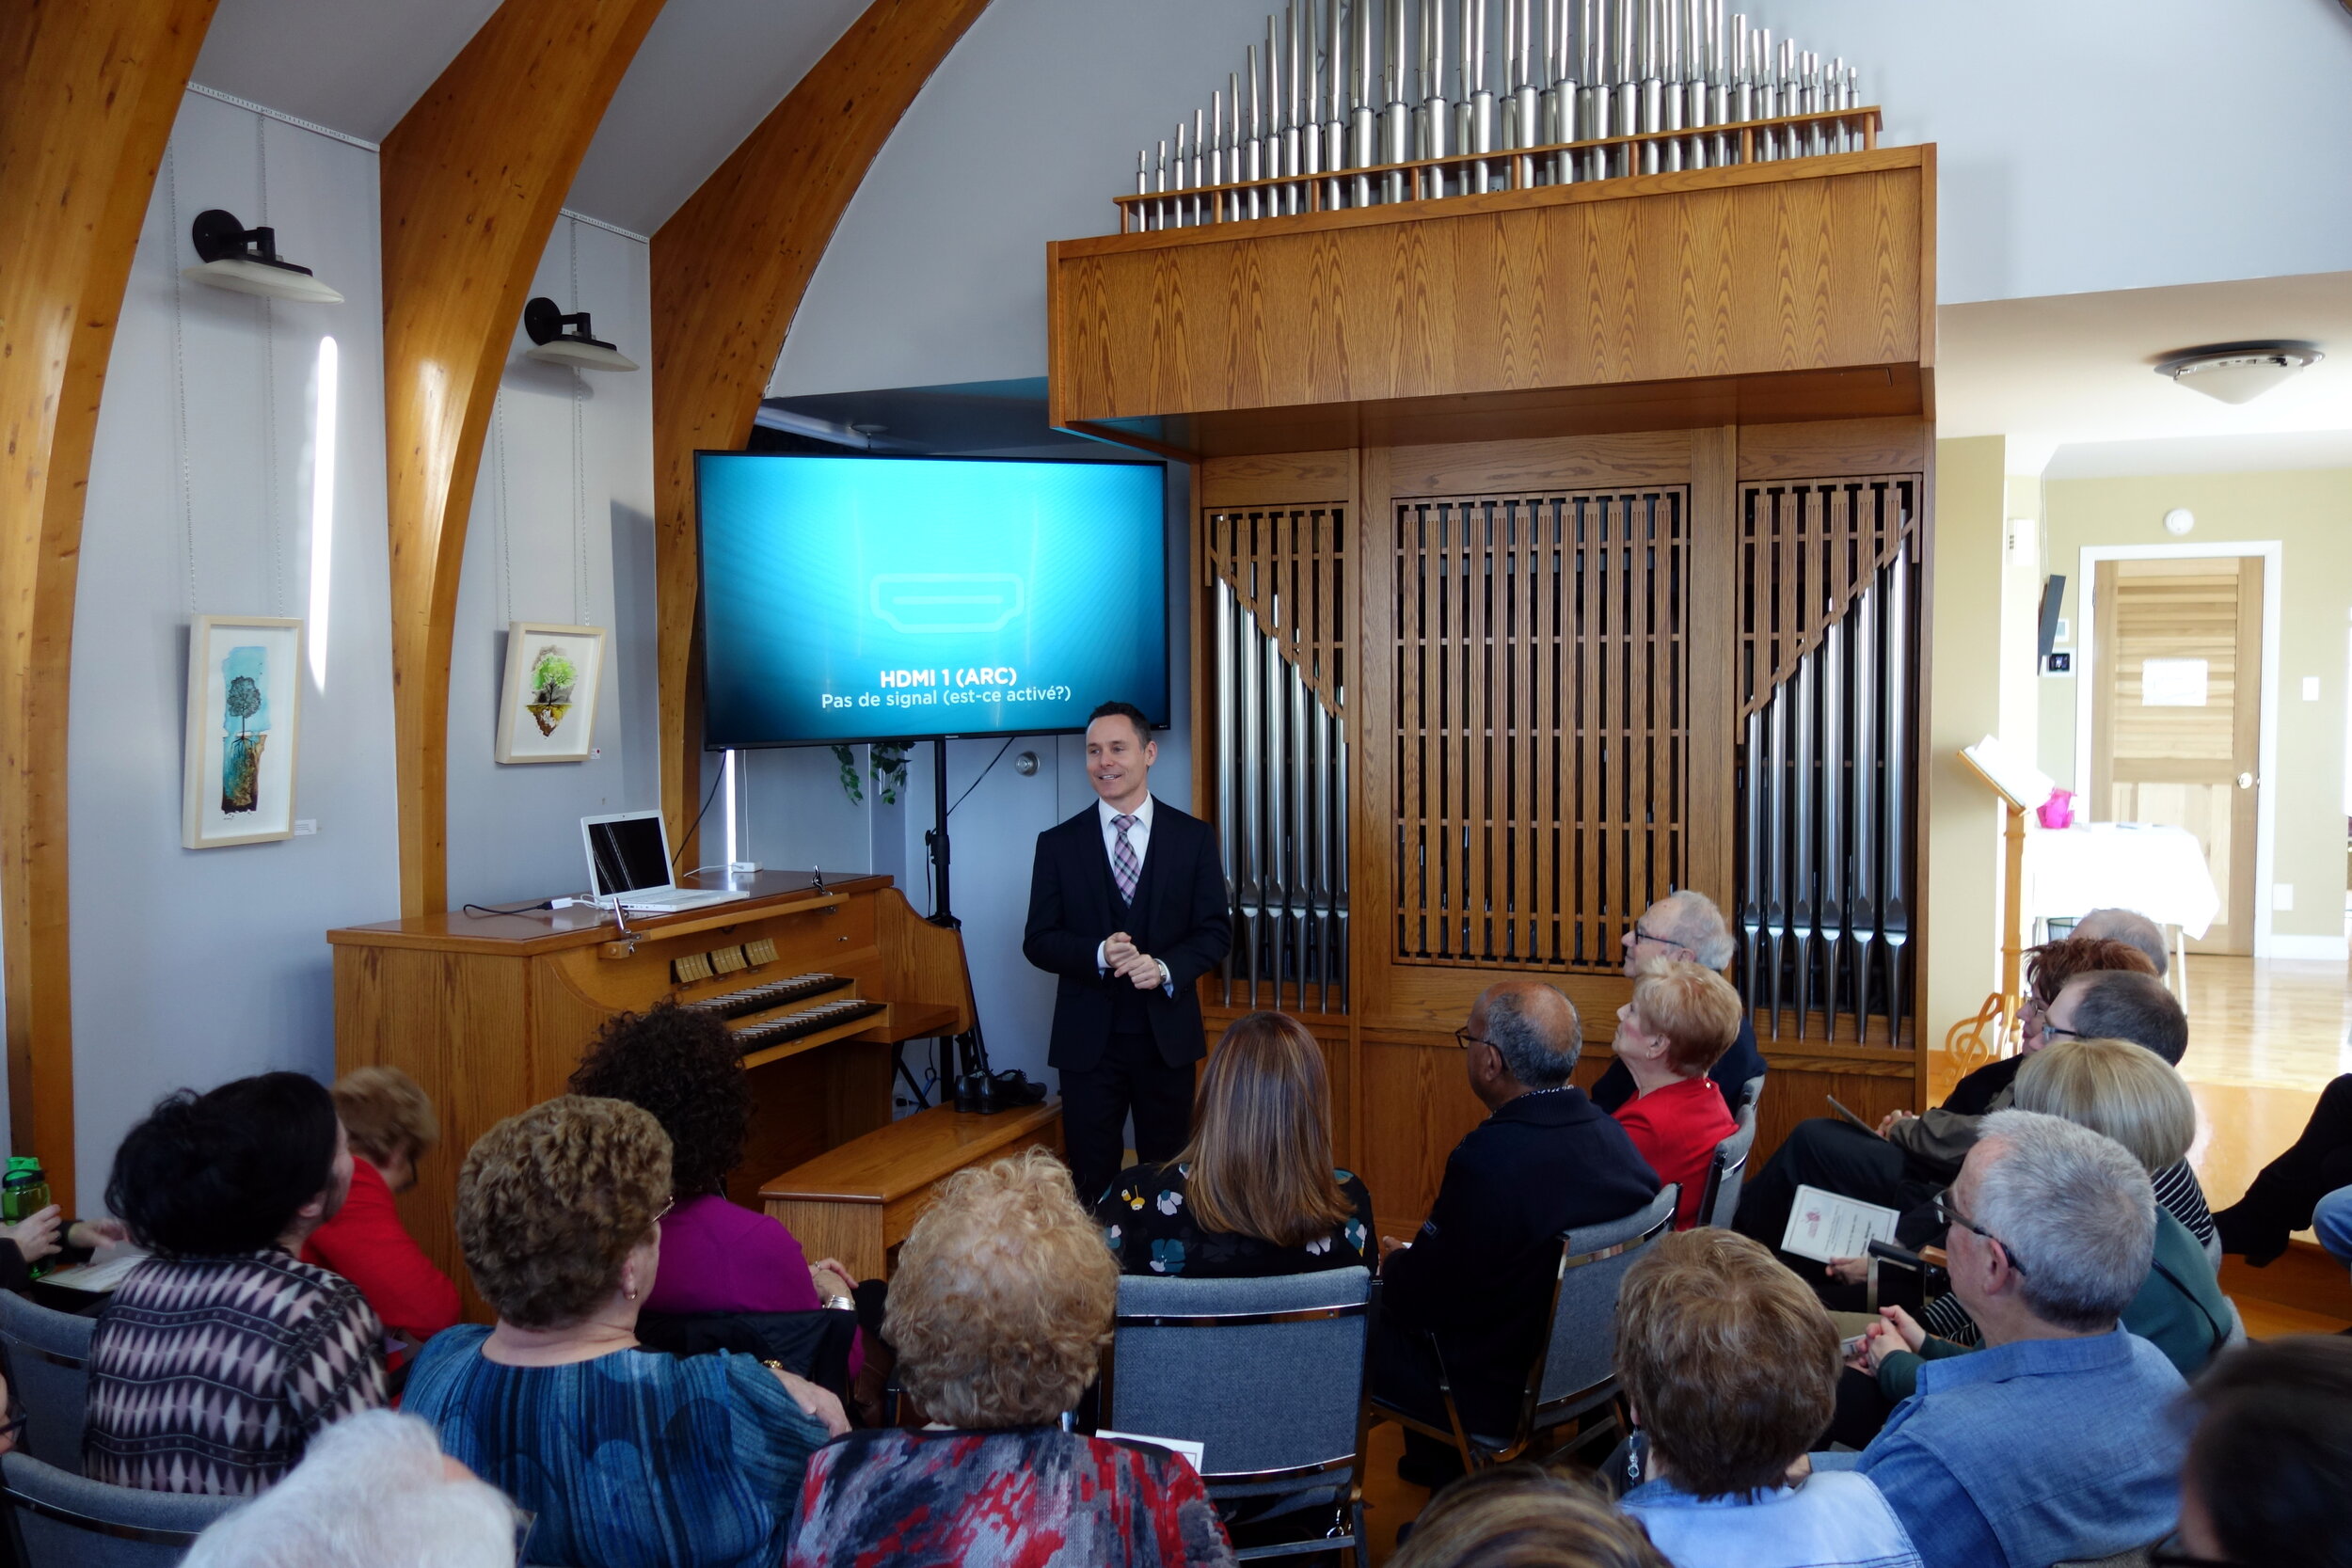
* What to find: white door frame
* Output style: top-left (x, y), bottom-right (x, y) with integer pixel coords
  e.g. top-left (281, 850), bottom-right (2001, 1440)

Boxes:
top-left (2073, 541), bottom-right (2283, 956)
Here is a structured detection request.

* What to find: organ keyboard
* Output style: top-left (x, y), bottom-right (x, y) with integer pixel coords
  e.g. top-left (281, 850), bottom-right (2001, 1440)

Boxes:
top-left (685, 971), bottom-right (852, 1020)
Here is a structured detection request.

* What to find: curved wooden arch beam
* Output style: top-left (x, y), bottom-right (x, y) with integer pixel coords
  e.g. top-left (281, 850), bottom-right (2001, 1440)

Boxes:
top-left (650, 0), bottom-right (994, 857)
top-left (0, 0), bottom-right (221, 1211)
top-left (381, 0), bottom-right (668, 916)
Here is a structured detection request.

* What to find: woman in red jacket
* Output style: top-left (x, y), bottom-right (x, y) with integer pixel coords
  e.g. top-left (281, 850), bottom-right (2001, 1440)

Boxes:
top-left (1610, 960), bottom-right (1743, 1229)
top-left (301, 1066), bottom-right (462, 1359)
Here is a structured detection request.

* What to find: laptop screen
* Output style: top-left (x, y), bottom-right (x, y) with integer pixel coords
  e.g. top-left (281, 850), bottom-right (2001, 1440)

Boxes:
top-left (586, 816), bottom-right (671, 895)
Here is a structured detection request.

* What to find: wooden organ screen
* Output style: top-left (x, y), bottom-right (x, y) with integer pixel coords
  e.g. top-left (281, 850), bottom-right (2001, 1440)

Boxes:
top-left (1392, 489), bottom-right (1690, 972)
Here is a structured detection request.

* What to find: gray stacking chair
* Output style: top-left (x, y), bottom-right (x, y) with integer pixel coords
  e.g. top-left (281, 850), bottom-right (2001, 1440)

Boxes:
top-left (0, 1288), bottom-right (96, 1466)
top-left (1738, 1073), bottom-right (1767, 1115)
top-left (1102, 1266), bottom-right (1373, 1565)
top-left (1375, 1183), bottom-right (1677, 1473)
top-left (1698, 1098), bottom-right (1759, 1230)
top-left (0, 1450), bottom-right (235, 1567)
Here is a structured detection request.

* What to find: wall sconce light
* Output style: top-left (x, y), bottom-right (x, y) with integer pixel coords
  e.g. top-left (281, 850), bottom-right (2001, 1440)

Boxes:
top-left (2154, 341), bottom-right (2323, 404)
top-left (522, 297), bottom-right (638, 371)
top-left (183, 209), bottom-right (344, 304)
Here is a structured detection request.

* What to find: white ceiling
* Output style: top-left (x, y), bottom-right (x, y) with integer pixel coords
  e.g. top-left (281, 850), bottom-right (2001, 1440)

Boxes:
top-left (1939, 270), bottom-right (2352, 479)
top-left (190, 0), bottom-right (868, 238)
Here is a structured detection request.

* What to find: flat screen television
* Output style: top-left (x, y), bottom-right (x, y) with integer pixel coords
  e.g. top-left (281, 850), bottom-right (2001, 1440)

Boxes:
top-left (694, 451), bottom-right (1169, 748)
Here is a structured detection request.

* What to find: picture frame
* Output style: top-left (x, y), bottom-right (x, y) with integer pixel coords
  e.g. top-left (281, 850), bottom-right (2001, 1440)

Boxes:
top-left (496, 622), bottom-right (607, 764)
top-left (183, 614), bottom-right (305, 849)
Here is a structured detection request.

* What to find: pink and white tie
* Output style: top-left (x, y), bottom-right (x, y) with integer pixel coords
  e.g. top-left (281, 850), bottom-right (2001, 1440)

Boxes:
top-left (1111, 814), bottom-right (1141, 903)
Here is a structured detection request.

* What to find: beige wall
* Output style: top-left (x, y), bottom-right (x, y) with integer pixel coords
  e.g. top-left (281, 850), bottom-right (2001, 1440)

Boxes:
top-left (1925, 436), bottom-right (2012, 1053)
top-left (2037, 467), bottom-right (2352, 949)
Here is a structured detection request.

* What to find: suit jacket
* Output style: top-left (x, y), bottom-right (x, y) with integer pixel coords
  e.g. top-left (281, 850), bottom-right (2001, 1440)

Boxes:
top-left (1590, 1013), bottom-right (1768, 1117)
top-left (1022, 799), bottom-right (1231, 1071)
top-left (1380, 1087), bottom-right (1661, 1429)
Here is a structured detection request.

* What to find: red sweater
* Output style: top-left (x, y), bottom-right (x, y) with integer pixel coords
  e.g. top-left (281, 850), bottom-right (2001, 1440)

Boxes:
top-left (1613, 1075), bottom-right (1737, 1229)
top-left (300, 1159), bottom-right (462, 1343)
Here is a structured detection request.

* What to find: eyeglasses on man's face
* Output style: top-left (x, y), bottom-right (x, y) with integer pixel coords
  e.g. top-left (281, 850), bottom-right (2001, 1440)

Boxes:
top-left (1626, 921), bottom-right (1689, 953)
top-left (1933, 1185), bottom-right (2028, 1275)
top-left (1452, 1027), bottom-right (1495, 1053)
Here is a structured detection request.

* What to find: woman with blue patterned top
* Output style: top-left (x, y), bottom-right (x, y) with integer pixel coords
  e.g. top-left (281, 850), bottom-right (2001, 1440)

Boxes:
top-left (1093, 1012), bottom-right (1375, 1278)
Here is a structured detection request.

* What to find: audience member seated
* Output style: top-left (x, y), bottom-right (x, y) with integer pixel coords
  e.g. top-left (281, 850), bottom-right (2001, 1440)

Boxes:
top-left (1734, 936), bottom-right (2182, 1260)
top-left (2214, 1071), bottom-right (2352, 1267)
top-left (0, 1202), bottom-right (125, 1291)
top-left (1608, 961), bottom-right (1742, 1230)
top-left (1372, 981), bottom-right (1661, 1488)
top-left (1825, 1111), bottom-right (2187, 1568)
top-left (1388, 1465), bottom-right (1669, 1568)
top-left (786, 1148), bottom-right (1234, 1568)
top-left (1591, 891), bottom-right (1767, 1117)
top-left (1095, 1010), bottom-right (1373, 1276)
top-left (2171, 1337), bottom-right (2352, 1568)
top-left (568, 1003), bottom-right (864, 1377)
top-left (85, 1072), bottom-right (386, 1494)
top-left (405, 1096), bottom-right (845, 1568)
top-left (1614, 1229), bottom-right (1920, 1568)
top-left (182, 1410), bottom-right (518, 1568)
top-left (2069, 907), bottom-right (2170, 978)
top-left (1840, 1039), bottom-right (2232, 1441)
top-left (299, 1065), bottom-right (462, 1358)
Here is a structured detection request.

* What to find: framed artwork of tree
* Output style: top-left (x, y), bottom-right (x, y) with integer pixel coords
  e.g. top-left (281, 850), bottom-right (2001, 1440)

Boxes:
top-left (495, 622), bottom-right (607, 764)
top-left (182, 614), bottom-right (305, 848)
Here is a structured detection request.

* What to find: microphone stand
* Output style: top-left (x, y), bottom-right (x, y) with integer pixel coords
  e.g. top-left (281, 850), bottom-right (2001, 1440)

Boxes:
top-left (921, 736), bottom-right (1025, 1115)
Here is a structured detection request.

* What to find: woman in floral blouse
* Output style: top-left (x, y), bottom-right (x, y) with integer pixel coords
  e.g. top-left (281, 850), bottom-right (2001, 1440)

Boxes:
top-left (1094, 1011), bottom-right (1374, 1277)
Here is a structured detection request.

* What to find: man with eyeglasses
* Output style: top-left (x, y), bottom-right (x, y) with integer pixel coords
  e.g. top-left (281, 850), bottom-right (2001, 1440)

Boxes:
top-left (1813, 1111), bottom-right (2187, 1568)
top-left (1733, 961), bottom-right (2192, 1265)
top-left (1369, 980), bottom-right (1661, 1488)
top-left (1588, 890), bottom-right (1769, 1119)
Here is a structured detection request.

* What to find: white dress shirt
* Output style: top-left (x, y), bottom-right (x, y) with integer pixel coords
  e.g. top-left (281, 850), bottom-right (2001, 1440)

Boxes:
top-left (1093, 795), bottom-right (1172, 992)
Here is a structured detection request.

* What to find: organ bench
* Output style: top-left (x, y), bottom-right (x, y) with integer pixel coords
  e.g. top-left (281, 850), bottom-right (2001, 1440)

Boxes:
top-left (328, 870), bottom-right (1055, 1322)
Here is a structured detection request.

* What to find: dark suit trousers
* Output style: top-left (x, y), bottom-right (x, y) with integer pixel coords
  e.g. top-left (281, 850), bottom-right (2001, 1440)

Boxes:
top-left (1061, 1029), bottom-right (1195, 1207)
top-left (1732, 1117), bottom-right (1944, 1259)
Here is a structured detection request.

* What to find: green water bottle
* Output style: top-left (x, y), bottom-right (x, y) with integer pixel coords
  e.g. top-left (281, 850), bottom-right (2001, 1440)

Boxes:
top-left (3, 1157), bottom-right (52, 1278)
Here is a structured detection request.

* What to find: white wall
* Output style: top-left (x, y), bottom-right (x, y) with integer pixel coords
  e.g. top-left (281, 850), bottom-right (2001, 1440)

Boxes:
top-left (777, 0), bottom-right (2352, 399)
top-left (444, 215), bottom-right (660, 909)
top-left (67, 92), bottom-right (399, 1187)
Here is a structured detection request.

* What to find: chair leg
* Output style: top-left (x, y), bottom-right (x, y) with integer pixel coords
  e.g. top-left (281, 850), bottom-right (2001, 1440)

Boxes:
top-left (1352, 1499), bottom-right (1370, 1568)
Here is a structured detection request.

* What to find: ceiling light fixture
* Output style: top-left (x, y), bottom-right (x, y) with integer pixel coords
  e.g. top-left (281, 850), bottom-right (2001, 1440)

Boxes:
top-left (521, 297), bottom-right (638, 372)
top-left (183, 209), bottom-right (344, 304)
top-left (2153, 341), bottom-right (2324, 404)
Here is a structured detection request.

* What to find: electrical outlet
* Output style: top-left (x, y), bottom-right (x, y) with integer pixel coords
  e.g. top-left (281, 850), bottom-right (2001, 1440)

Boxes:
top-left (2273, 883), bottom-right (2296, 912)
top-left (2303, 676), bottom-right (2321, 702)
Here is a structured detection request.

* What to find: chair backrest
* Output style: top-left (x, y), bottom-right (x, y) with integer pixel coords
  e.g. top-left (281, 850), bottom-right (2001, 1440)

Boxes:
top-left (1738, 1074), bottom-right (1766, 1115)
top-left (633, 1307), bottom-right (857, 1402)
top-left (1698, 1101), bottom-right (1759, 1230)
top-left (0, 1449), bottom-right (236, 1567)
top-left (1105, 1267), bottom-right (1371, 1482)
top-left (1529, 1185), bottom-right (1678, 1417)
top-left (0, 1288), bottom-right (97, 1465)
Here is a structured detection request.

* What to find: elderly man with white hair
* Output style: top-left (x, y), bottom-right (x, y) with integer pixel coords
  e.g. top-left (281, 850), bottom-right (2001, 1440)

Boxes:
top-left (1820, 1111), bottom-right (2187, 1568)
top-left (1590, 890), bottom-right (1768, 1117)
top-left (183, 1409), bottom-right (520, 1568)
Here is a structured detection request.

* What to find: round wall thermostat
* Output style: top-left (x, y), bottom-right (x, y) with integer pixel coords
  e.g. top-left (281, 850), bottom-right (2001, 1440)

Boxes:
top-left (2163, 507), bottom-right (2195, 535)
top-left (1013, 752), bottom-right (1040, 776)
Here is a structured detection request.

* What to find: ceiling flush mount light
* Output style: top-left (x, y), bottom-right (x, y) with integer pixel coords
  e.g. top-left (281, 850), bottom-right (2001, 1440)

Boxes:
top-left (522, 297), bottom-right (638, 372)
top-left (2153, 341), bottom-right (2324, 404)
top-left (183, 209), bottom-right (344, 304)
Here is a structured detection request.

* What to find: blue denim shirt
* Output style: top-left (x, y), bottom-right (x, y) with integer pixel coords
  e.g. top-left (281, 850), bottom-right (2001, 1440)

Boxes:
top-left (1621, 1470), bottom-right (1922, 1568)
top-left (1849, 1327), bottom-right (2186, 1568)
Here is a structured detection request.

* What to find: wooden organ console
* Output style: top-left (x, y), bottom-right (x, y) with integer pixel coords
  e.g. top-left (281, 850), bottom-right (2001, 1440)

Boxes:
top-left (329, 872), bottom-right (1052, 1320)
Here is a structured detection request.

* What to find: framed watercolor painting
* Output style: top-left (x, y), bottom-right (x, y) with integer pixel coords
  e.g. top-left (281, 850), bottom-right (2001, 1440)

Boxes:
top-left (183, 614), bottom-right (305, 848)
top-left (496, 622), bottom-right (607, 764)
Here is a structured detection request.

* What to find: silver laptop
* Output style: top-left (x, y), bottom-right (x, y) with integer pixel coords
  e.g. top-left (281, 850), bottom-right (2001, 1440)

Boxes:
top-left (580, 811), bottom-right (750, 913)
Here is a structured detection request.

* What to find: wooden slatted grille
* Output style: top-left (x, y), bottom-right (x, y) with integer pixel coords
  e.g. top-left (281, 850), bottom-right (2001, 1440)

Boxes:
top-left (1203, 507), bottom-right (1350, 1011)
top-left (1740, 477), bottom-right (1921, 718)
top-left (1391, 489), bottom-right (1689, 969)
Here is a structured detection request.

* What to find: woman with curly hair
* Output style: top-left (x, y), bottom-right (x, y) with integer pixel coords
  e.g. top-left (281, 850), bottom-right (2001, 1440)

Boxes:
top-left (787, 1149), bottom-right (1235, 1567)
top-left (568, 1003), bottom-right (863, 1370)
top-left (403, 1096), bottom-right (846, 1568)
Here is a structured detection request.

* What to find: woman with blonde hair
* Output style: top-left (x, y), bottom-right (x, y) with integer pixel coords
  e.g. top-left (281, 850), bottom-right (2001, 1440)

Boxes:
top-left (1608, 959), bottom-right (1743, 1228)
top-left (787, 1148), bottom-right (1234, 1566)
top-left (1094, 1011), bottom-right (1372, 1277)
top-left (300, 1065), bottom-right (462, 1357)
top-left (1842, 1037), bottom-right (2234, 1441)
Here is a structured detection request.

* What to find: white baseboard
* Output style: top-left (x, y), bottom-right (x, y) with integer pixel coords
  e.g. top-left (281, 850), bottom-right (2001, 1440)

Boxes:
top-left (2258, 933), bottom-right (2350, 962)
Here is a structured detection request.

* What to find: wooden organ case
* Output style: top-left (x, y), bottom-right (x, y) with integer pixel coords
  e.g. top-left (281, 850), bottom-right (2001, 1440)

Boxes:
top-left (329, 875), bottom-right (976, 1319)
top-left (1050, 144), bottom-right (1938, 1225)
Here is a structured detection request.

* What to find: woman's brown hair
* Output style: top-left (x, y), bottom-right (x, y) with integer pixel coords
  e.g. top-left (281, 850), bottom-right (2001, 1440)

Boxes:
top-left (1172, 1012), bottom-right (1354, 1248)
top-left (2025, 934), bottom-right (2155, 1006)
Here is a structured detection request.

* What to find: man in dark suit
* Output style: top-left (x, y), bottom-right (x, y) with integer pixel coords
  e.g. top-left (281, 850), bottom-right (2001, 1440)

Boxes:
top-left (1588, 889), bottom-right (1767, 1117)
top-left (1023, 701), bottom-right (1231, 1206)
top-left (1373, 980), bottom-right (1662, 1486)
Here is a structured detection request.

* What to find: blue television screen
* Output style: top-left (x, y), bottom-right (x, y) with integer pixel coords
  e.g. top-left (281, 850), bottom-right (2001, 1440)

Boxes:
top-left (695, 452), bottom-right (1169, 747)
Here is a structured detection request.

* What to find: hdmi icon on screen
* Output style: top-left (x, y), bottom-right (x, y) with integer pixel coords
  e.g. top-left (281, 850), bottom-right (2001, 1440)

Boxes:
top-left (868, 572), bottom-right (1026, 635)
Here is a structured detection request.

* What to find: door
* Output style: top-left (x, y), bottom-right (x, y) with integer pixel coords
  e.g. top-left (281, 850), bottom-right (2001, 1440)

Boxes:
top-left (2090, 556), bottom-right (2264, 955)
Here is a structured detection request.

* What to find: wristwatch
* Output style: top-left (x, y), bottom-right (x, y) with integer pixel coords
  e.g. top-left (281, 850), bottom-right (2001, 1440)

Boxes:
top-left (824, 1294), bottom-right (855, 1312)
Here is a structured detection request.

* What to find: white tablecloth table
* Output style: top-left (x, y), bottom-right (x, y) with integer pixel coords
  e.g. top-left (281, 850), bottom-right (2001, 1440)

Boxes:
top-left (2021, 822), bottom-right (2221, 942)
